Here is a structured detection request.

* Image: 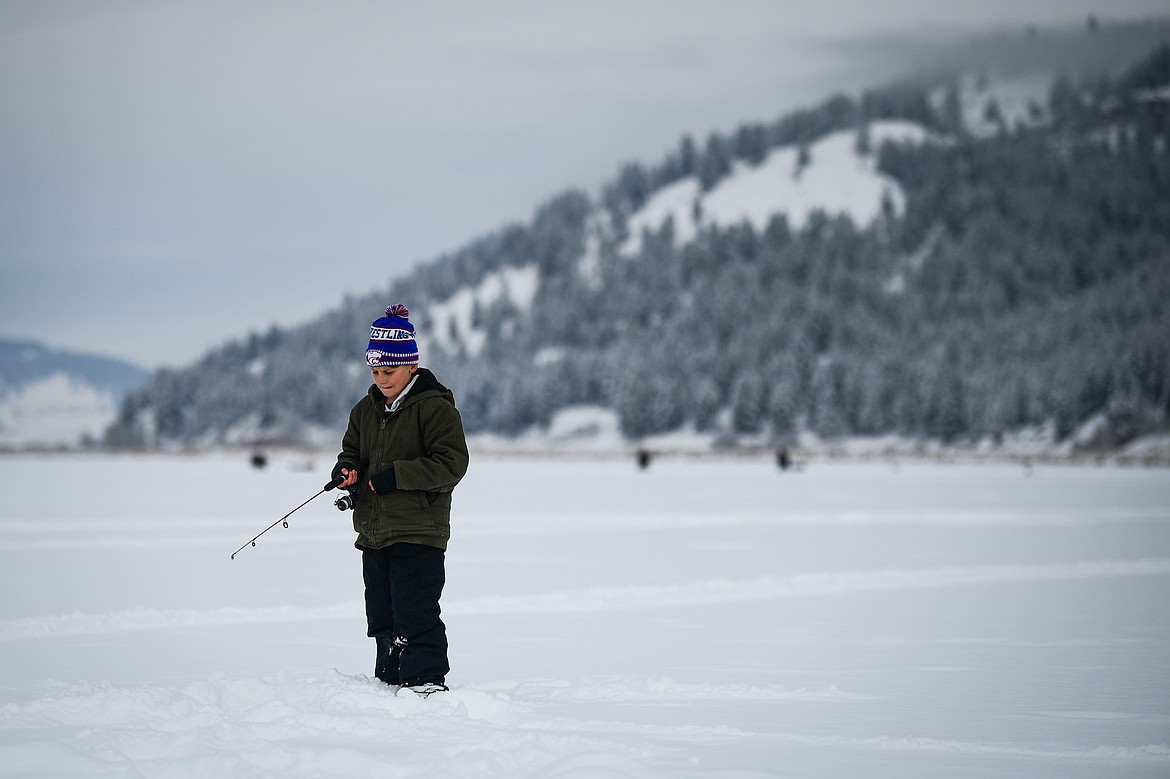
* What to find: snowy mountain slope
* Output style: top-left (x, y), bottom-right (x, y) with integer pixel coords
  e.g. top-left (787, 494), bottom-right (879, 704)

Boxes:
top-left (0, 339), bottom-right (149, 447)
top-left (0, 339), bottom-right (148, 396)
top-left (957, 72), bottom-right (1052, 138)
top-left (0, 339), bottom-right (150, 446)
top-left (430, 119), bottom-right (934, 352)
top-left (100, 36), bottom-right (1170, 451)
top-left (622, 120), bottom-right (933, 255)
top-left (0, 374), bottom-right (119, 447)
top-left (422, 265), bottom-right (540, 357)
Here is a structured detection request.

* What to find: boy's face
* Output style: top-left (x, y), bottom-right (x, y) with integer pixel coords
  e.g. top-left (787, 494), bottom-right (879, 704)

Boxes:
top-left (371, 364), bottom-right (418, 402)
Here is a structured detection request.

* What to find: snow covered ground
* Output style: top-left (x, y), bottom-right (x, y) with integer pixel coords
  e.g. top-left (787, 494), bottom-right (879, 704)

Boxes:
top-left (1, 453), bottom-right (1167, 778)
top-left (619, 120), bottom-right (931, 257)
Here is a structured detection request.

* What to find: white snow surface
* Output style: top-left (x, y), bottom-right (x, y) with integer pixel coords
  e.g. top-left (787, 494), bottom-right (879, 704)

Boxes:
top-left (1, 453), bottom-right (1168, 778)
top-left (424, 265), bottom-right (540, 357)
top-left (960, 72), bottom-right (1051, 139)
top-left (622, 120), bottom-right (931, 255)
top-left (0, 373), bottom-right (117, 446)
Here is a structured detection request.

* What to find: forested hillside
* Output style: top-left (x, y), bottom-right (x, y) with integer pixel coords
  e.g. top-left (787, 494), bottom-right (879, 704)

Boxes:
top-left (106, 36), bottom-right (1170, 452)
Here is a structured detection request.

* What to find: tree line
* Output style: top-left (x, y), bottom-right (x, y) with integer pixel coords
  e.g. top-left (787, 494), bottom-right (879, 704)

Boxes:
top-left (106, 42), bottom-right (1170, 450)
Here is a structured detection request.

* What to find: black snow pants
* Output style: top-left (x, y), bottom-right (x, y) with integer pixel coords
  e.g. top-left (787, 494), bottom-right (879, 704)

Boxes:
top-left (360, 542), bottom-right (449, 686)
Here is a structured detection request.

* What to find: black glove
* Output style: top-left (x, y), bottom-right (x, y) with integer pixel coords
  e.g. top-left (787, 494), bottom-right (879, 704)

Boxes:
top-left (369, 466), bottom-right (397, 495)
top-left (328, 462), bottom-right (356, 490)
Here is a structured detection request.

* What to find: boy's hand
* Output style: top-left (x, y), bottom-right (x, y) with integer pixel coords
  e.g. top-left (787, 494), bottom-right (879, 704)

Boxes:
top-left (332, 462), bottom-right (359, 489)
top-left (368, 467), bottom-right (397, 495)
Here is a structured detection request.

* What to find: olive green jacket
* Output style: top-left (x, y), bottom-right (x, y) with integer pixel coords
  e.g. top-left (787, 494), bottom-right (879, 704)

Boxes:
top-left (336, 368), bottom-right (469, 550)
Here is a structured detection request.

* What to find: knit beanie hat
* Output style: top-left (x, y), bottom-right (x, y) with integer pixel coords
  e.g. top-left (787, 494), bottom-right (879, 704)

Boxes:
top-left (366, 304), bottom-right (419, 367)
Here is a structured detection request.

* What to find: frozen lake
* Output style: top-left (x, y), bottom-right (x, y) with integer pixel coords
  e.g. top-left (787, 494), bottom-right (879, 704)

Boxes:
top-left (1, 453), bottom-right (1168, 778)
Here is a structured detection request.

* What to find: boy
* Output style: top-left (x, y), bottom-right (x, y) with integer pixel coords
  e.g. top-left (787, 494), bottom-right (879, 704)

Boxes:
top-left (333, 304), bottom-right (469, 696)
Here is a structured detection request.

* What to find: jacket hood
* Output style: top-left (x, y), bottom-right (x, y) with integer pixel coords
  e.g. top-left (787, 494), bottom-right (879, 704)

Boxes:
top-left (366, 367), bottom-right (454, 408)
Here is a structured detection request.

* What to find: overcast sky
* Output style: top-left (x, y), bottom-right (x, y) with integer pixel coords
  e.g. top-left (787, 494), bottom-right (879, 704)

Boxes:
top-left (2, 1), bottom-right (1166, 368)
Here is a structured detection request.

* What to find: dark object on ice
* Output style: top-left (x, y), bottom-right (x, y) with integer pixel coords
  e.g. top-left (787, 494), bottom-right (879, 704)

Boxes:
top-left (250, 451), bottom-right (268, 469)
top-left (637, 449), bottom-right (652, 469)
top-left (774, 447), bottom-right (806, 472)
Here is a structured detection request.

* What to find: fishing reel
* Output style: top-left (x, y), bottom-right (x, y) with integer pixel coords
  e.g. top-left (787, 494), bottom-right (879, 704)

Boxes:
top-left (334, 491), bottom-right (357, 511)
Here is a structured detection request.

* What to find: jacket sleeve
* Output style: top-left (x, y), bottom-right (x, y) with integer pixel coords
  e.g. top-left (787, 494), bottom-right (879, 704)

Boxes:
top-left (336, 401), bottom-right (366, 476)
top-left (393, 399), bottom-right (469, 493)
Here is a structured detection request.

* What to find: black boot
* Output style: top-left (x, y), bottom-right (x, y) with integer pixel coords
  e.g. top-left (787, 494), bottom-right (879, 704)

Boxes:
top-left (374, 636), bottom-right (402, 685)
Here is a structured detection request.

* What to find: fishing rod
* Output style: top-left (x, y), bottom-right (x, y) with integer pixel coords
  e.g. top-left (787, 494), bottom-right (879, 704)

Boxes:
top-left (230, 475), bottom-right (343, 559)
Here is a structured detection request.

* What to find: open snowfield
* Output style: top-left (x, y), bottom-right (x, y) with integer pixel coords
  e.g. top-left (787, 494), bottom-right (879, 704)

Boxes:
top-left (1, 452), bottom-right (1168, 778)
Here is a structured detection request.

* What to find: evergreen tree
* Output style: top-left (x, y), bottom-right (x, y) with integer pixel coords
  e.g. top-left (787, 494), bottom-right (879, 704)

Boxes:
top-left (698, 133), bottom-right (732, 191)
